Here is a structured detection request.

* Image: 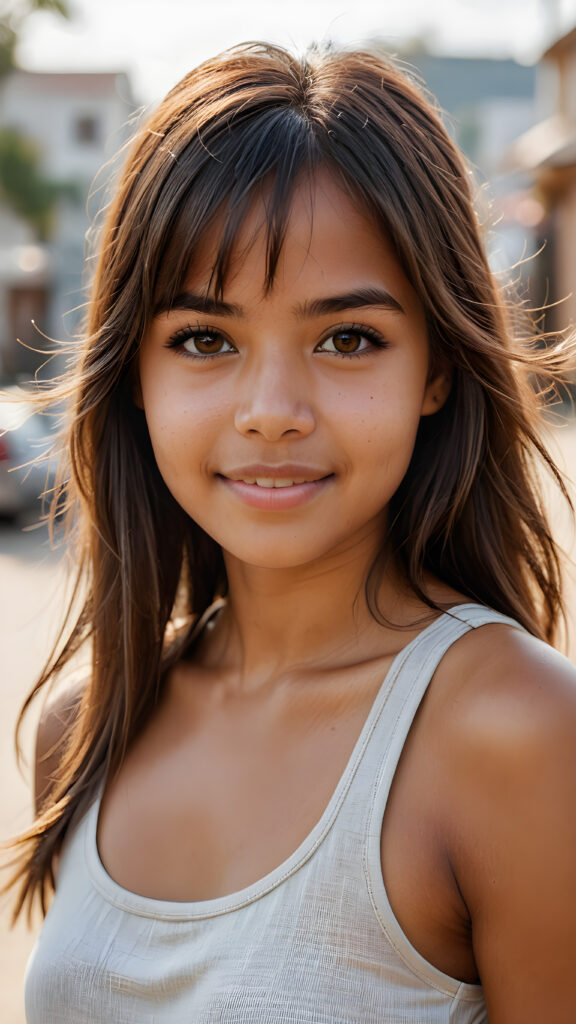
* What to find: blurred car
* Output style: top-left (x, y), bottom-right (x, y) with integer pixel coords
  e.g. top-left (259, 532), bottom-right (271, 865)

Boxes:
top-left (0, 386), bottom-right (57, 522)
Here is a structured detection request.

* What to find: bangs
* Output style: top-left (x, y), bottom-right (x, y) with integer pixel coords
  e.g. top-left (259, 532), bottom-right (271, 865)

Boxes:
top-left (149, 107), bottom-right (321, 314)
top-left (113, 41), bottom-right (486, 373)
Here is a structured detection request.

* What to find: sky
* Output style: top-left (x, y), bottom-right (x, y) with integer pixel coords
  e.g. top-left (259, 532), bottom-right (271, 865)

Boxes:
top-left (14, 0), bottom-right (576, 105)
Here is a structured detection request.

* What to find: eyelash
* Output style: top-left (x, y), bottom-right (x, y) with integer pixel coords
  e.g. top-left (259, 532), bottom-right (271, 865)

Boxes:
top-left (320, 324), bottom-right (389, 359)
top-left (165, 325), bottom-right (234, 361)
top-left (164, 323), bottom-right (389, 360)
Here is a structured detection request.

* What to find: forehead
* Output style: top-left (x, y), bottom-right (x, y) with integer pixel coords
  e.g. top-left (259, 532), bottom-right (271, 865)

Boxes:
top-left (180, 170), bottom-right (420, 310)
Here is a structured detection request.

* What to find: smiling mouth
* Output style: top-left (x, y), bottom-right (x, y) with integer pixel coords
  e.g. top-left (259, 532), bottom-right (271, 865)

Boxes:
top-left (235, 476), bottom-right (320, 488)
top-left (218, 472), bottom-right (333, 509)
top-left (219, 471), bottom-right (333, 489)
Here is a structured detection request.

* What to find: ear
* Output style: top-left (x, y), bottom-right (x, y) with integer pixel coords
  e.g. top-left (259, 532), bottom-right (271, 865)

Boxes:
top-left (420, 363), bottom-right (453, 417)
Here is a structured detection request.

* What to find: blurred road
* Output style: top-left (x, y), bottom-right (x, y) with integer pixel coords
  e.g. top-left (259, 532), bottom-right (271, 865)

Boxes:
top-left (0, 421), bottom-right (575, 1023)
top-left (0, 520), bottom-right (66, 1024)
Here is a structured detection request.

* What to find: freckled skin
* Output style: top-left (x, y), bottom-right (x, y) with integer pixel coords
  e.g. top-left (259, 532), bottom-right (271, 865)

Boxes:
top-left (138, 172), bottom-right (444, 573)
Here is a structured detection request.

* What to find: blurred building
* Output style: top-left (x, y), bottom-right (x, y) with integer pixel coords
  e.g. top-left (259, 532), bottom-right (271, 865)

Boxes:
top-left (0, 70), bottom-right (136, 380)
top-left (406, 54), bottom-right (537, 180)
top-left (370, 44), bottom-right (540, 279)
top-left (506, 26), bottom-right (576, 336)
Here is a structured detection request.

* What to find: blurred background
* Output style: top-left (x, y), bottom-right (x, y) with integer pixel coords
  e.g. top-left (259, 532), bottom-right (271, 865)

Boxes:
top-left (1, 0), bottom-right (576, 1019)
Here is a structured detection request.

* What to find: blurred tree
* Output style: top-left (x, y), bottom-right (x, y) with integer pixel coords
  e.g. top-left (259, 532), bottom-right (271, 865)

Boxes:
top-left (0, 127), bottom-right (78, 239)
top-left (0, 0), bottom-right (70, 75)
top-left (0, 0), bottom-right (73, 237)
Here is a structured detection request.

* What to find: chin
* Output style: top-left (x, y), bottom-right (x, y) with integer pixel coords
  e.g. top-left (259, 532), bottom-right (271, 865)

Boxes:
top-left (217, 534), bottom-right (344, 572)
top-left (222, 548), bottom-right (322, 572)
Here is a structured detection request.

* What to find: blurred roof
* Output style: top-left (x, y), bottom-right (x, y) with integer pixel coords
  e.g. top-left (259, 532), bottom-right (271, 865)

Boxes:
top-left (6, 69), bottom-right (135, 102)
top-left (543, 24), bottom-right (576, 59)
top-left (505, 114), bottom-right (576, 171)
top-left (407, 54), bottom-right (536, 112)
top-left (504, 22), bottom-right (576, 174)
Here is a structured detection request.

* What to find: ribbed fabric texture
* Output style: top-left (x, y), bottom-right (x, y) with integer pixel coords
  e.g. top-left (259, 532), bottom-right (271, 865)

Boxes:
top-left (25, 604), bottom-right (521, 1023)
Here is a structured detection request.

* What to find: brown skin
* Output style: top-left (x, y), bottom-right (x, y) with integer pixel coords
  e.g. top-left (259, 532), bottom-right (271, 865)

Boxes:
top-left (36, 619), bottom-right (576, 1022)
top-left (381, 624), bottom-right (576, 1016)
top-left (35, 173), bottom-right (576, 1021)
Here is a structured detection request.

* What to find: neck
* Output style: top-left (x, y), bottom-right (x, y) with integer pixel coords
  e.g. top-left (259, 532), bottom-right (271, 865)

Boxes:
top-left (198, 529), bottom-right (431, 690)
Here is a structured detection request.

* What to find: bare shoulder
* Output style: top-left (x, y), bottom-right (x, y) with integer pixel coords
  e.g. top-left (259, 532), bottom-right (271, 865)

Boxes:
top-left (433, 622), bottom-right (576, 812)
top-left (35, 678), bottom-right (86, 814)
top-left (436, 621), bottom-right (576, 749)
top-left (432, 623), bottom-right (576, 1020)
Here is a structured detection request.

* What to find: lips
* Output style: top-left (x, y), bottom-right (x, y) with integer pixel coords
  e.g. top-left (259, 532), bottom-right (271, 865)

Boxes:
top-left (218, 467), bottom-right (333, 509)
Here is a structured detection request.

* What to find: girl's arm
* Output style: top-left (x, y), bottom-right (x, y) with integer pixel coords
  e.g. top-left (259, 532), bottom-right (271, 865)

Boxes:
top-left (447, 629), bottom-right (576, 1022)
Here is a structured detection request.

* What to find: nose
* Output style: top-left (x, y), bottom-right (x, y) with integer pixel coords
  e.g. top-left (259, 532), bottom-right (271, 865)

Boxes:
top-left (233, 352), bottom-right (316, 441)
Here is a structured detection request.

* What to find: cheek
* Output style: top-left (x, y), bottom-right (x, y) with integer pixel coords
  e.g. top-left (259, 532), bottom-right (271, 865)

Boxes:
top-left (140, 370), bottom-right (220, 462)
top-left (140, 387), bottom-right (191, 488)
top-left (342, 386), bottom-right (425, 497)
top-left (339, 382), bottom-right (424, 448)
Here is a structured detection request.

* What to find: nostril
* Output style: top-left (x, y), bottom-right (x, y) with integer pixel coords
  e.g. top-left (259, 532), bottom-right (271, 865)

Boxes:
top-left (233, 404), bottom-right (316, 441)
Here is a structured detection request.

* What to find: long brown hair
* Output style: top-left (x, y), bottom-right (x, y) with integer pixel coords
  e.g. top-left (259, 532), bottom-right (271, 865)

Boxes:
top-left (4, 41), bottom-right (573, 921)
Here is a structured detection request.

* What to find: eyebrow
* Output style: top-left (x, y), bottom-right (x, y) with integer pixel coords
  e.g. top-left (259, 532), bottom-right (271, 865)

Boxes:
top-left (159, 286), bottom-right (405, 319)
top-left (293, 288), bottom-right (405, 318)
top-left (159, 292), bottom-right (244, 317)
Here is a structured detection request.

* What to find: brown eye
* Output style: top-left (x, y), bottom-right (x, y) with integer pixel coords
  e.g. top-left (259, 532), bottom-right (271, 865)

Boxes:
top-left (187, 332), bottom-right (227, 355)
top-left (331, 330), bottom-right (363, 353)
top-left (316, 326), bottom-right (384, 357)
top-left (167, 326), bottom-right (236, 358)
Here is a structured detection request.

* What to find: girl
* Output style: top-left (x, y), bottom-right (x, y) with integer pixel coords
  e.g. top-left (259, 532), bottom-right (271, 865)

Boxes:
top-left (6, 41), bottom-right (576, 1023)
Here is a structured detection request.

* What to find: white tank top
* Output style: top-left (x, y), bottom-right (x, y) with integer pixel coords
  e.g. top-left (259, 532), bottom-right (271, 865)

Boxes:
top-left (25, 604), bottom-right (521, 1023)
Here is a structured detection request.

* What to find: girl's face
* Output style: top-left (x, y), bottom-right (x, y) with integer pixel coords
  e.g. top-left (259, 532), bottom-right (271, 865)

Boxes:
top-left (138, 170), bottom-right (447, 571)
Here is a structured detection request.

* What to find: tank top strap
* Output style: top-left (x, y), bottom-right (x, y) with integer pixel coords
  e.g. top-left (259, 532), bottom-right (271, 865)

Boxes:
top-left (336, 603), bottom-right (524, 829)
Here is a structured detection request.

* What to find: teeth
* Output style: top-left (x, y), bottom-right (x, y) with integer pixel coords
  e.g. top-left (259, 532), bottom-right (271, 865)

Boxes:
top-left (240, 477), bottom-right (309, 488)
